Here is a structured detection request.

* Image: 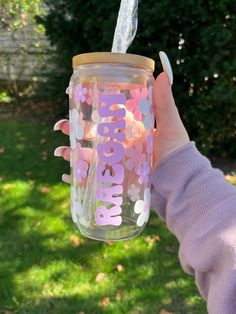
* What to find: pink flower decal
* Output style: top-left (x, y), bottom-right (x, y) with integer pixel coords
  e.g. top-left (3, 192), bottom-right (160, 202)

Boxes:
top-left (76, 160), bottom-right (88, 182)
top-left (73, 83), bottom-right (88, 103)
top-left (85, 87), bottom-right (101, 107)
top-left (137, 161), bottom-right (150, 185)
top-left (126, 88), bottom-right (148, 121)
top-left (125, 142), bottom-right (146, 171)
top-left (85, 88), bottom-right (97, 106)
top-left (73, 143), bottom-right (89, 183)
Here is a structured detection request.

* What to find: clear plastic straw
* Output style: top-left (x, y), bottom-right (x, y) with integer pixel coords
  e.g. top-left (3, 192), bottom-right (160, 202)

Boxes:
top-left (112, 0), bottom-right (139, 53)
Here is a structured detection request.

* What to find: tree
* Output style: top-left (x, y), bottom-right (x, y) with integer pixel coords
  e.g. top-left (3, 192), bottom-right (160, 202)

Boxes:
top-left (39, 0), bottom-right (236, 157)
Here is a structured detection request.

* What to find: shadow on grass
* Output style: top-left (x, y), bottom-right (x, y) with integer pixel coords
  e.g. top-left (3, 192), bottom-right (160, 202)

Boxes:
top-left (0, 204), bottom-right (206, 313)
top-left (0, 120), bottom-right (68, 184)
top-left (0, 120), bottom-right (206, 313)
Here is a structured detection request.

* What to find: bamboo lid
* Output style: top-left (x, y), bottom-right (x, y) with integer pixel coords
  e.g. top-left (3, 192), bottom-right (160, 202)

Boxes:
top-left (73, 52), bottom-right (155, 71)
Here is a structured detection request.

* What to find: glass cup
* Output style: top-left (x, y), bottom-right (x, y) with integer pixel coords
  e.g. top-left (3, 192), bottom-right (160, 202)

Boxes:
top-left (68, 52), bottom-right (155, 241)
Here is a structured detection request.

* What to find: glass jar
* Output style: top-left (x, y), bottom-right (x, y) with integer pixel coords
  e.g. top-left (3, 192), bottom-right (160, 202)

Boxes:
top-left (68, 52), bottom-right (155, 241)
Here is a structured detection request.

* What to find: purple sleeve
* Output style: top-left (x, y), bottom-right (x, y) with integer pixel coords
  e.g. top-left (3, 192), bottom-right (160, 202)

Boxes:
top-left (150, 142), bottom-right (236, 314)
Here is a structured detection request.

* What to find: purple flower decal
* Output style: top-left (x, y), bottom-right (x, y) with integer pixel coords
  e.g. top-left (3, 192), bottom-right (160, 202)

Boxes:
top-left (73, 143), bottom-right (89, 183)
top-left (147, 133), bottom-right (153, 154)
top-left (125, 142), bottom-right (146, 171)
top-left (137, 161), bottom-right (150, 185)
top-left (75, 160), bottom-right (88, 182)
top-left (73, 83), bottom-right (88, 103)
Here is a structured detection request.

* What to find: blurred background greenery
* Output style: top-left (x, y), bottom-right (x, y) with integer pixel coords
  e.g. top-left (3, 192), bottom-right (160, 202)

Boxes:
top-left (0, 1), bottom-right (235, 313)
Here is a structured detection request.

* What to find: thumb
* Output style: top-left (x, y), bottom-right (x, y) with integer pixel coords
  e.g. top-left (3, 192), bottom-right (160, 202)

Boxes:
top-left (152, 52), bottom-right (190, 165)
top-left (153, 52), bottom-right (188, 138)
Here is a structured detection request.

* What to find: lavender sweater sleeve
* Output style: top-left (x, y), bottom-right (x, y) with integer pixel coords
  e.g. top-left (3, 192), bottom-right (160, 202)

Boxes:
top-left (150, 142), bottom-right (236, 314)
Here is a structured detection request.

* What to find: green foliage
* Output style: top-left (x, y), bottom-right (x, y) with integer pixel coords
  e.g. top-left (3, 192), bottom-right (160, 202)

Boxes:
top-left (0, 0), bottom-right (45, 32)
top-left (0, 0), bottom-right (50, 100)
top-left (0, 91), bottom-right (12, 103)
top-left (39, 0), bottom-right (236, 157)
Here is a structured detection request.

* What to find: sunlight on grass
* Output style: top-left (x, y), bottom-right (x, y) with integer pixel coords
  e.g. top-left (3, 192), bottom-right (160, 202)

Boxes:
top-left (0, 121), bottom-right (210, 313)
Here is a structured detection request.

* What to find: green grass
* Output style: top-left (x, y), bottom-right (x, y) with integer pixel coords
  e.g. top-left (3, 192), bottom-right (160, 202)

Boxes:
top-left (0, 120), bottom-right (208, 314)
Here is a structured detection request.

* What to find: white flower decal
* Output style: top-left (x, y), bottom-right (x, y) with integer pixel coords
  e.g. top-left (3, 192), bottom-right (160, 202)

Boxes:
top-left (70, 186), bottom-right (83, 223)
top-left (134, 188), bottom-right (151, 227)
top-left (70, 108), bottom-right (85, 149)
top-left (128, 184), bottom-right (140, 202)
top-left (91, 109), bottom-right (99, 123)
top-left (66, 81), bottom-right (73, 99)
top-left (89, 109), bottom-right (100, 137)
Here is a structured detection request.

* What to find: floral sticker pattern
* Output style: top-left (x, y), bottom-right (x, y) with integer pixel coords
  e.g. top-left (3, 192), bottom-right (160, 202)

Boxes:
top-left (69, 109), bottom-right (85, 149)
top-left (86, 87), bottom-right (101, 107)
top-left (137, 161), bottom-right (150, 185)
top-left (125, 122), bottom-right (138, 139)
top-left (126, 88), bottom-right (148, 121)
top-left (71, 186), bottom-right (83, 223)
top-left (73, 143), bottom-right (89, 183)
top-left (76, 160), bottom-right (88, 183)
top-left (139, 98), bottom-right (153, 129)
top-left (125, 142), bottom-right (146, 171)
top-left (73, 83), bottom-right (88, 103)
top-left (139, 87), bottom-right (153, 129)
top-left (66, 81), bottom-right (73, 99)
top-left (134, 187), bottom-right (151, 227)
top-left (89, 109), bottom-right (100, 137)
top-left (128, 184), bottom-right (140, 202)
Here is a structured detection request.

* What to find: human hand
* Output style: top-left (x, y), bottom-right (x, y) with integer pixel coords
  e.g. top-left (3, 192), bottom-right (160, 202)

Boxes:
top-left (152, 51), bottom-right (189, 167)
top-left (53, 51), bottom-right (190, 182)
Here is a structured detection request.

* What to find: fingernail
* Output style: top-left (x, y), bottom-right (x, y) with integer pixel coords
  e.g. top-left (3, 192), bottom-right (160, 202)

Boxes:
top-left (53, 119), bottom-right (68, 131)
top-left (54, 146), bottom-right (68, 157)
top-left (159, 51), bottom-right (173, 85)
top-left (62, 174), bottom-right (71, 184)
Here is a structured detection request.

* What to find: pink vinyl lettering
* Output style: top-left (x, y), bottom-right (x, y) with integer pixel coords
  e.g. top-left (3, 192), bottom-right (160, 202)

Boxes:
top-left (97, 142), bottom-right (124, 165)
top-left (98, 94), bottom-right (126, 118)
top-left (95, 93), bottom-right (127, 226)
top-left (97, 119), bottom-right (125, 141)
top-left (96, 185), bottom-right (123, 206)
top-left (95, 206), bottom-right (122, 226)
top-left (97, 163), bottom-right (124, 184)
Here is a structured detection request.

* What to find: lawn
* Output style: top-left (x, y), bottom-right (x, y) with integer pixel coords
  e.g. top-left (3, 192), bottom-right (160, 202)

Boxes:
top-left (0, 118), bottom-right (234, 314)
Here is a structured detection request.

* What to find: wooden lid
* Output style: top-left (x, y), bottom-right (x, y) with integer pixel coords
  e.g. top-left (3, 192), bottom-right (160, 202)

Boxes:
top-left (72, 52), bottom-right (155, 71)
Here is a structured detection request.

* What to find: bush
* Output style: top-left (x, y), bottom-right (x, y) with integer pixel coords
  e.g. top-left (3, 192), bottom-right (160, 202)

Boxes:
top-left (39, 0), bottom-right (236, 157)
